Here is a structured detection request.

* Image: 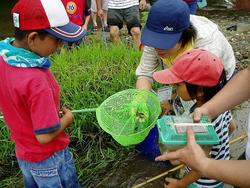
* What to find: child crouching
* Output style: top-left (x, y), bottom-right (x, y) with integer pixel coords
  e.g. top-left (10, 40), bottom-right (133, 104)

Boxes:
top-left (153, 49), bottom-right (234, 188)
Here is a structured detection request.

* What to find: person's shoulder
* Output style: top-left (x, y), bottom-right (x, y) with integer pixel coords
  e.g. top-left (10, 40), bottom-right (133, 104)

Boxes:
top-left (14, 68), bottom-right (51, 87)
top-left (190, 15), bottom-right (217, 28)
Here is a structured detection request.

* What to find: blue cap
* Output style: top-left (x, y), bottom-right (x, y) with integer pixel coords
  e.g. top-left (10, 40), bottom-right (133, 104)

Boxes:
top-left (141, 0), bottom-right (190, 49)
top-left (45, 22), bottom-right (87, 42)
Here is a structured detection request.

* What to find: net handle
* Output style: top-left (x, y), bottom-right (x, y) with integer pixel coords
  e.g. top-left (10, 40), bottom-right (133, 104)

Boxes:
top-left (71, 108), bottom-right (97, 113)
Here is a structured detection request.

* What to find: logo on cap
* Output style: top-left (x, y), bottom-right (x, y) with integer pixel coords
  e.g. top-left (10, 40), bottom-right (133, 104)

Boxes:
top-left (13, 13), bottom-right (20, 28)
top-left (163, 26), bottom-right (174, 31)
top-left (66, 1), bottom-right (77, 14)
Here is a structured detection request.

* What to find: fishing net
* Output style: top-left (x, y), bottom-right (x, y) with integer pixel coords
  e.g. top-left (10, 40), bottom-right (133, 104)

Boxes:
top-left (96, 89), bottom-right (161, 146)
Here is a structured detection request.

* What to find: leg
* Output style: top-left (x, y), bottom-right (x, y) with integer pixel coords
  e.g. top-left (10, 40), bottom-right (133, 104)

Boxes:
top-left (102, 0), bottom-right (109, 27)
top-left (107, 9), bottom-right (123, 43)
top-left (91, 12), bottom-right (98, 31)
top-left (19, 148), bottom-right (81, 188)
top-left (17, 159), bottom-right (39, 188)
top-left (130, 26), bottom-right (141, 49)
top-left (103, 10), bottom-right (108, 27)
top-left (124, 5), bottom-right (142, 49)
top-left (109, 26), bottom-right (120, 43)
top-left (91, 0), bottom-right (98, 31)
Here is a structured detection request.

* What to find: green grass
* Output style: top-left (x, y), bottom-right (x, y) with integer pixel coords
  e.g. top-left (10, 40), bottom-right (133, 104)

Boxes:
top-left (0, 41), bottom-right (142, 187)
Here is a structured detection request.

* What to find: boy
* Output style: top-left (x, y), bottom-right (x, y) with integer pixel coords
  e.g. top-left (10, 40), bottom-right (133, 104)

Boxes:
top-left (62, 0), bottom-right (91, 31)
top-left (0, 0), bottom-right (86, 187)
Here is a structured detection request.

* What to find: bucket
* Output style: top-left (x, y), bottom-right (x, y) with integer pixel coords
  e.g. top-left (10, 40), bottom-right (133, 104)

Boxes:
top-left (135, 125), bottom-right (161, 160)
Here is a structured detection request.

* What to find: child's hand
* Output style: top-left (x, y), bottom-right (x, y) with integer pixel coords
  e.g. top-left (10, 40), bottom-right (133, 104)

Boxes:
top-left (161, 100), bottom-right (172, 115)
top-left (164, 178), bottom-right (182, 188)
top-left (61, 107), bottom-right (74, 127)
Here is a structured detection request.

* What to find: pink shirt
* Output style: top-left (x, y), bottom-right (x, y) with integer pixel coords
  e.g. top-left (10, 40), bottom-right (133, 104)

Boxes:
top-left (0, 58), bottom-right (70, 162)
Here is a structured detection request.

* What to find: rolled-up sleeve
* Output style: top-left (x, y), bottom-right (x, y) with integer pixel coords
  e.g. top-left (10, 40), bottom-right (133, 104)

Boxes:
top-left (136, 46), bottom-right (160, 82)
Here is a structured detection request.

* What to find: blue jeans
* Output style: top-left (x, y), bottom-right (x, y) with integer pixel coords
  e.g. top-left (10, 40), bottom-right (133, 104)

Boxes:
top-left (17, 147), bottom-right (81, 188)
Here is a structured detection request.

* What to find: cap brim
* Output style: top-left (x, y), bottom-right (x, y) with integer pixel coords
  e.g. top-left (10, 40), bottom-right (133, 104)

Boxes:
top-left (153, 69), bottom-right (183, 84)
top-left (141, 25), bottom-right (182, 49)
top-left (45, 22), bottom-right (87, 42)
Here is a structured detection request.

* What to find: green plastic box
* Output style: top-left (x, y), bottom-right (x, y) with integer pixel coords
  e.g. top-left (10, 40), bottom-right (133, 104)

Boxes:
top-left (157, 115), bottom-right (220, 151)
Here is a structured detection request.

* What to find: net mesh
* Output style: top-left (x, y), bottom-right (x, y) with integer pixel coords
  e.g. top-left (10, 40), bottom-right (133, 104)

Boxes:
top-left (96, 89), bottom-right (161, 138)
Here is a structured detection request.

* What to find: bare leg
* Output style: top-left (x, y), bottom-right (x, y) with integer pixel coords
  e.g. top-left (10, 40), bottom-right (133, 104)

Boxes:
top-left (109, 25), bottom-right (120, 43)
top-left (130, 26), bottom-right (141, 49)
top-left (91, 12), bottom-right (98, 31)
top-left (103, 10), bottom-right (108, 27)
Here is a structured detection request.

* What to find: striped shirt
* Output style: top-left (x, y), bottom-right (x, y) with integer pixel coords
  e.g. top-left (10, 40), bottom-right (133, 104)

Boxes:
top-left (187, 111), bottom-right (232, 187)
top-left (108, 0), bottom-right (139, 9)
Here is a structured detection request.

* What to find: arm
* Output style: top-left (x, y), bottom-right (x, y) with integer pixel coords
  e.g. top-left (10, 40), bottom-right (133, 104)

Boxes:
top-left (136, 46), bottom-right (160, 90)
top-left (194, 66), bottom-right (250, 121)
top-left (96, 0), bottom-right (104, 17)
top-left (36, 107), bottom-right (73, 144)
top-left (156, 129), bottom-right (250, 187)
top-left (164, 170), bottom-right (201, 188)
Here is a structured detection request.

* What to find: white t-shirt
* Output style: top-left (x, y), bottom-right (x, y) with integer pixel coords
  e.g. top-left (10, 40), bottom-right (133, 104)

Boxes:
top-left (108, 0), bottom-right (139, 9)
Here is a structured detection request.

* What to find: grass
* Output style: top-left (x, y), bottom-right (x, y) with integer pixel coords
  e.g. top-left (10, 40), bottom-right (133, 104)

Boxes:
top-left (0, 40), bottom-right (142, 187)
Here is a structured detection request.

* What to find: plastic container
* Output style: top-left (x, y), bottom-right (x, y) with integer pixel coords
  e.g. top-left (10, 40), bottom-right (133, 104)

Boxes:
top-left (135, 125), bottom-right (161, 160)
top-left (157, 115), bottom-right (219, 152)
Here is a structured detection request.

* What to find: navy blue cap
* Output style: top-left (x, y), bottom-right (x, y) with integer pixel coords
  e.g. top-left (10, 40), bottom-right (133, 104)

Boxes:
top-left (45, 22), bottom-right (87, 42)
top-left (141, 0), bottom-right (190, 49)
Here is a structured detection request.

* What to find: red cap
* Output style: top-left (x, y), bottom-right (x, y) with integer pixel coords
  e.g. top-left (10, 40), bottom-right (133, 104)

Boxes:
top-left (11, 0), bottom-right (87, 42)
top-left (153, 49), bottom-right (224, 87)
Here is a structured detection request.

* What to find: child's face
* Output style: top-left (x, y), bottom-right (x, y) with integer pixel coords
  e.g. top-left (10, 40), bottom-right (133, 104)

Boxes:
top-left (173, 82), bottom-right (192, 101)
top-left (155, 43), bottom-right (181, 58)
top-left (28, 33), bottom-right (63, 57)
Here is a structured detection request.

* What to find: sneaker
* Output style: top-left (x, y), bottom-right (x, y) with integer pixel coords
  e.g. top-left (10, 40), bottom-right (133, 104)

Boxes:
top-left (93, 26), bottom-right (98, 32)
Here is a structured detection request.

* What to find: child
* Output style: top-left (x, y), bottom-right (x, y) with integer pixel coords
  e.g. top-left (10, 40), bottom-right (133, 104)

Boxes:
top-left (156, 66), bottom-right (250, 187)
top-left (0, 0), bottom-right (86, 187)
top-left (91, 0), bottom-right (109, 32)
top-left (153, 49), bottom-right (235, 188)
top-left (62, 0), bottom-right (91, 31)
top-left (97, 0), bottom-right (142, 48)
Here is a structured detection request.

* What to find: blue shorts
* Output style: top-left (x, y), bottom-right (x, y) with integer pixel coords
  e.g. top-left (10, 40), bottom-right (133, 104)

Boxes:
top-left (17, 147), bottom-right (81, 188)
